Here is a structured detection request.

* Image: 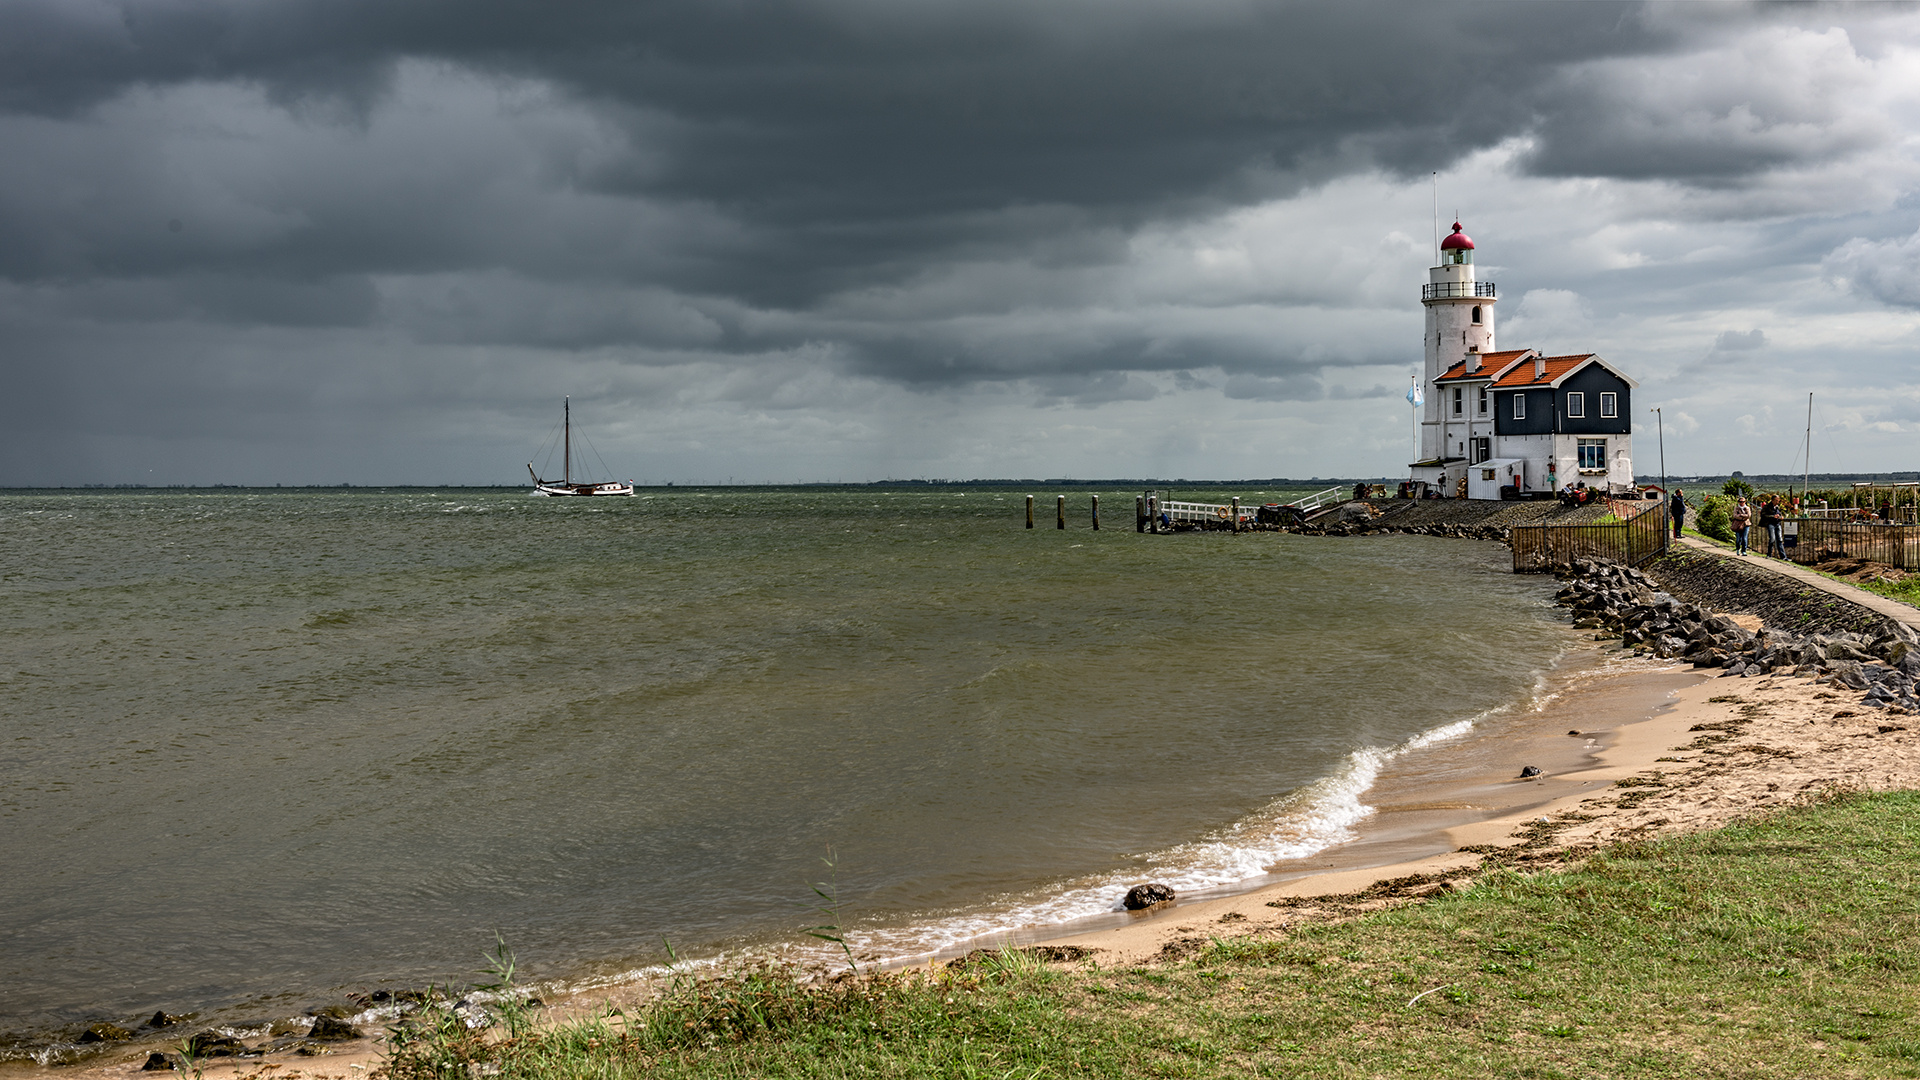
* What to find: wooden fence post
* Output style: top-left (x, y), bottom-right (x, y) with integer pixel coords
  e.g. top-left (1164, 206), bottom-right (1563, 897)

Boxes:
top-left (1026, 495), bottom-right (1034, 529)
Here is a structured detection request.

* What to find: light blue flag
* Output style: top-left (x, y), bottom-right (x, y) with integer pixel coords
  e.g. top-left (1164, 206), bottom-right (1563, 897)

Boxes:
top-left (1406, 383), bottom-right (1424, 407)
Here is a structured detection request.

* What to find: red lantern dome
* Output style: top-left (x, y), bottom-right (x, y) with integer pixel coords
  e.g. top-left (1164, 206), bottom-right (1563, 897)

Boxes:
top-left (1440, 222), bottom-right (1474, 251)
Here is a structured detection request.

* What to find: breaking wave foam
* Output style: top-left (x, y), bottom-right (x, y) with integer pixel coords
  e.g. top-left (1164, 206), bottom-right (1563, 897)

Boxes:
top-left (569, 708), bottom-right (1499, 997)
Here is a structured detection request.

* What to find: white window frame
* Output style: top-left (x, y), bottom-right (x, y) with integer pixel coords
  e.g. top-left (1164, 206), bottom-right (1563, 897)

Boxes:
top-left (1577, 438), bottom-right (1606, 471)
top-left (1512, 393), bottom-right (1526, 420)
top-left (1566, 391), bottom-right (1585, 418)
top-left (1477, 386), bottom-right (1488, 415)
top-left (1600, 391), bottom-right (1617, 418)
top-left (1452, 387), bottom-right (1463, 416)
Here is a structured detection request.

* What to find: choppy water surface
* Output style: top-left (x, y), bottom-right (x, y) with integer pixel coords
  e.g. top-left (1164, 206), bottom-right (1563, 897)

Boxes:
top-left (0, 487), bottom-right (1573, 1051)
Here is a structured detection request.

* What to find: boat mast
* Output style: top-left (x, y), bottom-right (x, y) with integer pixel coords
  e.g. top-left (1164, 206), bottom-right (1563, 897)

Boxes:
top-left (564, 397), bottom-right (571, 485)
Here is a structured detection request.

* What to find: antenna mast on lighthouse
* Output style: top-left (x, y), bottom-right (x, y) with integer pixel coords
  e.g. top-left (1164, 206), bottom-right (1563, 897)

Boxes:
top-left (1431, 172), bottom-right (1439, 262)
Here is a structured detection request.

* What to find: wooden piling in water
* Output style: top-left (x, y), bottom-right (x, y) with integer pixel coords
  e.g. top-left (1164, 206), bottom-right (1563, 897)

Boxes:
top-left (1056, 495), bottom-right (1065, 530)
top-left (1136, 496), bottom-right (1146, 532)
top-left (1091, 494), bottom-right (1100, 530)
top-left (1026, 495), bottom-right (1034, 529)
top-left (1231, 497), bottom-right (1240, 533)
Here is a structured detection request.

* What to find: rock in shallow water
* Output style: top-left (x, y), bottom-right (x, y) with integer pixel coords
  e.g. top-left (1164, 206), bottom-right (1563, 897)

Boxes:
top-left (306, 1016), bottom-right (362, 1040)
top-left (1519, 765), bottom-right (1543, 778)
top-left (186, 1033), bottom-right (245, 1057)
top-left (1122, 883), bottom-right (1176, 910)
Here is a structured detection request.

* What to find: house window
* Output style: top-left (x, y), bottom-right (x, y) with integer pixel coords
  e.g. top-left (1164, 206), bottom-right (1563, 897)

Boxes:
top-left (1452, 387), bottom-right (1463, 416)
top-left (1578, 439), bottom-right (1606, 471)
top-left (1471, 306), bottom-right (1482, 325)
top-left (1477, 386), bottom-right (1488, 415)
top-left (1473, 437), bottom-right (1490, 464)
top-left (1600, 391), bottom-right (1617, 418)
top-left (1512, 394), bottom-right (1526, 420)
top-left (1566, 391), bottom-right (1585, 418)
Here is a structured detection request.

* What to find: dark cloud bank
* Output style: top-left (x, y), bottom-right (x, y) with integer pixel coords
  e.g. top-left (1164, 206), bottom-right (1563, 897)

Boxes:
top-left (0, 1), bottom-right (1913, 483)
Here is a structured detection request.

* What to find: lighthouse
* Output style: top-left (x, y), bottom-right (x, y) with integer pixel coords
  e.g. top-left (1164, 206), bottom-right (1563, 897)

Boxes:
top-left (1418, 223), bottom-right (1496, 470)
top-left (1407, 222), bottom-right (1637, 499)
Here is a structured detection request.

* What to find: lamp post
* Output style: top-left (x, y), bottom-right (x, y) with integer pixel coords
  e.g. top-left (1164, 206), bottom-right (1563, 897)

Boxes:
top-left (1653, 407), bottom-right (1667, 490)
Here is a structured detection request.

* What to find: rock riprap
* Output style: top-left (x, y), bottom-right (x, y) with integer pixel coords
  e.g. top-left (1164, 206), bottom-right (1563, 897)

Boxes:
top-left (1556, 557), bottom-right (1920, 714)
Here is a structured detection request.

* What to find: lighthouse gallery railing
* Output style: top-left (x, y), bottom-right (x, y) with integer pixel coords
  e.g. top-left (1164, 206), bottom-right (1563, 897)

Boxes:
top-left (1421, 281), bottom-right (1497, 300)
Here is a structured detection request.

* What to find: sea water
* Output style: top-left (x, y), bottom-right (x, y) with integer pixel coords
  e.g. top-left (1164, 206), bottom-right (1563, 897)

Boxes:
top-left (0, 487), bottom-right (1576, 1055)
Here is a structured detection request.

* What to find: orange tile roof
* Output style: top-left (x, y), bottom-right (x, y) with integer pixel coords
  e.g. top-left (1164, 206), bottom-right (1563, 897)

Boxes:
top-left (1489, 353), bottom-right (1594, 388)
top-left (1434, 349), bottom-right (1533, 382)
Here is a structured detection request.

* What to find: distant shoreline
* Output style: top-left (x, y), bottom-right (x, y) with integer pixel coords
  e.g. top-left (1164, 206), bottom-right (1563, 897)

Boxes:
top-left (3, 471), bottom-right (1917, 492)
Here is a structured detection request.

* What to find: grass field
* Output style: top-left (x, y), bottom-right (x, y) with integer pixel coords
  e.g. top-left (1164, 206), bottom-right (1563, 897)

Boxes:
top-left (382, 790), bottom-right (1920, 1079)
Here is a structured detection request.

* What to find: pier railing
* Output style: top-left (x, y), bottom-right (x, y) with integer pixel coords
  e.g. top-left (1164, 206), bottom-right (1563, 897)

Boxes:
top-left (1510, 501), bottom-right (1669, 572)
top-left (1160, 500), bottom-right (1254, 525)
top-left (1285, 485), bottom-right (1349, 516)
top-left (1787, 518), bottom-right (1920, 570)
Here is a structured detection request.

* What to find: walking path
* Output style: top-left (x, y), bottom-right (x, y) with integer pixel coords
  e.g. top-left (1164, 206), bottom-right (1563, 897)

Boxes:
top-left (1674, 533), bottom-right (1920, 632)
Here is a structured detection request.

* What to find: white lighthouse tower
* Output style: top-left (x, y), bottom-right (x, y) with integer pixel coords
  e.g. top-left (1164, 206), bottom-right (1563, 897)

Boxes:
top-left (1412, 222), bottom-right (1496, 487)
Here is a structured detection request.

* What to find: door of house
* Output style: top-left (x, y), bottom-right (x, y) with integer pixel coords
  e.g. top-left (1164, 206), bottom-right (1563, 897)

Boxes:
top-left (1472, 437), bottom-right (1490, 464)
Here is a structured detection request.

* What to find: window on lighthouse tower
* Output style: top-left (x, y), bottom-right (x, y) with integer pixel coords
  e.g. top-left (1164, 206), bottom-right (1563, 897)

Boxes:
top-left (1471, 306), bottom-right (1482, 324)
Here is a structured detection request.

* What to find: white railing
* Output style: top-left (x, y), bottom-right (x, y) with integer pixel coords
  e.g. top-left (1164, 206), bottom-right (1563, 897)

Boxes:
top-left (1285, 485), bottom-right (1349, 515)
top-left (1160, 500), bottom-right (1254, 524)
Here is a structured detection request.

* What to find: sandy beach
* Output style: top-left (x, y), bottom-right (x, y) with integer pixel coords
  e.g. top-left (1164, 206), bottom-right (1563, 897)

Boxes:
top-left (1039, 661), bottom-right (1920, 967)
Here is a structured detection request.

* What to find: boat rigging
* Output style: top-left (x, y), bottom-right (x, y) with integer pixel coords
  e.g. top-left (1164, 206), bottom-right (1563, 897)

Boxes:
top-left (528, 398), bottom-right (635, 496)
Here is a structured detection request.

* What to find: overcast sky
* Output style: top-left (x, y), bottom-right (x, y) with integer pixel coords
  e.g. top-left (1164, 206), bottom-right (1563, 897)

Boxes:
top-left (3, 0), bottom-right (1918, 485)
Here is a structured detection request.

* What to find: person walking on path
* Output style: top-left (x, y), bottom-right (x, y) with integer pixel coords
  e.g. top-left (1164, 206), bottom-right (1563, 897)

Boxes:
top-left (1760, 495), bottom-right (1786, 558)
top-left (1731, 496), bottom-right (1753, 555)
top-left (1670, 488), bottom-right (1686, 538)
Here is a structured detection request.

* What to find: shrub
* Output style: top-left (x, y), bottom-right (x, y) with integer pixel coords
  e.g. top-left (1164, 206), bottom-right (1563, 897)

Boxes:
top-left (1722, 477), bottom-right (1756, 499)
top-left (1695, 494), bottom-right (1734, 542)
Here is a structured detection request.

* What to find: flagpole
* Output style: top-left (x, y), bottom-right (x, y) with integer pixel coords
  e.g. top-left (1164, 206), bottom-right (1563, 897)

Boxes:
top-left (1406, 371), bottom-right (1424, 482)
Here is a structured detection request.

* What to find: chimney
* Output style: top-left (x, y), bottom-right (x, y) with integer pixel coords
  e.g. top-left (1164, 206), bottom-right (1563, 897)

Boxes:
top-left (1467, 346), bottom-right (1481, 373)
top-left (1534, 352), bottom-right (1546, 379)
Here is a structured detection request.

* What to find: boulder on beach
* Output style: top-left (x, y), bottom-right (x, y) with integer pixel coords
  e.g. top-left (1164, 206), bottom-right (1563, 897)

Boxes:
top-left (1123, 883), bottom-right (1176, 910)
top-left (186, 1033), bottom-right (245, 1057)
top-left (140, 1053), bottom-right (173, 1072)
top-left (1519, 765), bottom-right (1543, 778)
top-left (306, 1015), bottom-right (362, 1040)
top-left (77, 1022), bottom-right (133, 1043)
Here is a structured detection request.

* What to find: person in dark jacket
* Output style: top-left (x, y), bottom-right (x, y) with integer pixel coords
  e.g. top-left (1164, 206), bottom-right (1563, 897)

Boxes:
top-left (1759, 496), bottom-right (1785, 557)
top-left (1670, 488), bottom-right (1686, 538)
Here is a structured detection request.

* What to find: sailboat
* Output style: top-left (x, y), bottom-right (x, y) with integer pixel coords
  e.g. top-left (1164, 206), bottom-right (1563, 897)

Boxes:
top-left (527, 398), bottom-right (635, 496)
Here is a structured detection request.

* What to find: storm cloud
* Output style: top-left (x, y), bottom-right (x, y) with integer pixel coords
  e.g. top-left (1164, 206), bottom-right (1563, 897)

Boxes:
top-left (3, 1), bottom-right (1918, 484)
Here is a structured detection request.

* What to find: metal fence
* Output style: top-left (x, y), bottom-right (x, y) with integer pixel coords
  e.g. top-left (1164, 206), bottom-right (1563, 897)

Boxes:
top-left (1787, 518), bottom-right (1920, 570)
top-left (1510, 501), bottom-right (1669, 572)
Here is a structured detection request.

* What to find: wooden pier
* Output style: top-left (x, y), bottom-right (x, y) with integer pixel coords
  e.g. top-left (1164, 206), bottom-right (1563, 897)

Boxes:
top-left (1026, 485), bottom-right (1353, 533)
